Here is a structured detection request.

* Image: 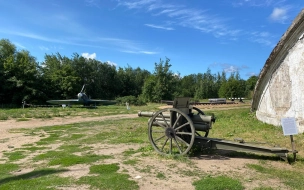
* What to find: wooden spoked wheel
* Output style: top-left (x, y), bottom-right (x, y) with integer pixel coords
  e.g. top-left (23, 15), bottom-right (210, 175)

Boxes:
top-left (192, 107), bottom-right (209, 137)
top-left (148, 108), bottom-right (195, 156)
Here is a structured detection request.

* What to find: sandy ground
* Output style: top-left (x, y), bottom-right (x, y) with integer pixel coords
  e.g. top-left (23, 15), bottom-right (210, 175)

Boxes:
top-left (0, 106), bottom-right (292, 190)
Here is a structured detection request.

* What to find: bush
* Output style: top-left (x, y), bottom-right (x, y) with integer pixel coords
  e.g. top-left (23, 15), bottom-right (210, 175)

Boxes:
top-left (115, 96), bottom-right (146, 106)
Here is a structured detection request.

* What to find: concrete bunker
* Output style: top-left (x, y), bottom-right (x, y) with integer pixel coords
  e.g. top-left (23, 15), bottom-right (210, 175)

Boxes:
top-left (251, 9), bottom-right (304, 133)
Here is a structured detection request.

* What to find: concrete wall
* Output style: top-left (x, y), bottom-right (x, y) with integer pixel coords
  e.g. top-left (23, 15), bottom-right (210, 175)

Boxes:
top-left (251, 9), bottom-right (304, 133)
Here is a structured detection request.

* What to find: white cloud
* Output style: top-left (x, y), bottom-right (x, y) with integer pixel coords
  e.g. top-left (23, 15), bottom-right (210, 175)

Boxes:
top-left (1, 30), bottom-right (104, 48)
top-left (140, 51), bottom-right (158, 54)
top-left (211, 62), bottom-right (250, 73)
top-left (224, 66), bottom-right (238, 73)
top-left (252, 38), bottom-right (274, 47)
top-left (246, 72), bottom-right (258, 77)
top-left (233, 0), bottom-right (274, 7)
top-left (106, 61), bottom-right (117, 66)
top-left (118, 0), bottom-right (157, 9)
top-left (119, 1), bottom-right (240, 38)
top-left (145, 24), bottom-right (174, 30)
top-left (269, 7), bottom-right (289, 23)
top-left (85, 0), bottom-right (101, 8)
top-left (14, 42), bottom-right (26, 49)
top-left (82, 52), bottom-right (96, 59)
top-left (249, 31), bottom-right (275, 47)
top-left (39, 46), bottom-right (49, 51)
top-left (98, 37), bottom-right (158, 55)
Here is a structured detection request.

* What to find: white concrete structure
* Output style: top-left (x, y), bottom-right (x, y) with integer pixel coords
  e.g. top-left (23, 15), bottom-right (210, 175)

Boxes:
top-left (251, 9), bottom-right (304, 133)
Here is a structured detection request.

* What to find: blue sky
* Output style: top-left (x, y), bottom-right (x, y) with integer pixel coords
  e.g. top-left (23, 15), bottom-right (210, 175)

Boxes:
top-left (0, 0), bottom-right (303, 79)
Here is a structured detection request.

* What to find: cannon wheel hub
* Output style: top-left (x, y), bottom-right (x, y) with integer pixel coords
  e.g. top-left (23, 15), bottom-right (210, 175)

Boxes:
top-left (165, 127), bottom-right (176, 138)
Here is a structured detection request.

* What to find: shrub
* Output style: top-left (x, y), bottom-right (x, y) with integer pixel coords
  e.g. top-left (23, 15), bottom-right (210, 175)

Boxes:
top-left (115, 95), bottom-right (146, 106)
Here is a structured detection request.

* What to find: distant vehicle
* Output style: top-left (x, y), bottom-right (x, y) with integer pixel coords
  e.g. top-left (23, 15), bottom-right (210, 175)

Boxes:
top-left (46, 85), bottom-right (116, 106)
top-left (208, 98), bottom-right (226, 104)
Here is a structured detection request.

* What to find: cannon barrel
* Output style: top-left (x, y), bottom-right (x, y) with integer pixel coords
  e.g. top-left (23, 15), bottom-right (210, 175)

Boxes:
top-left (138, 111), bottom-right (170, 118)
top-left (191, 115), bottom-right (213, 123)
top-left (138, 111), bottom-right (213, 123)
top-left (139, 108), bottom-right (213, 132)
top-left (148, 119), bottom-right (210, 132)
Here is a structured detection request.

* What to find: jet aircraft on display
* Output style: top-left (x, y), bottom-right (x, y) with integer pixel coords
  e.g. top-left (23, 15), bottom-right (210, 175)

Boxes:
top-left (46, 85), bottom-right (116, 106)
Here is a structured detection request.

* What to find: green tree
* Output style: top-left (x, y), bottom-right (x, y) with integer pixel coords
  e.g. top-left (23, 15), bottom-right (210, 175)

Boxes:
top-left (218, 71), bottom-right (228, 98)
top-left (41, 53), bottom-right (80, 99)
top-left (117, 66), bottom-right (150, 97)
top-left (194, 69), bottom-right (218, 100)
top-left (0, 39), bottom-right (44, 104)
top-left (141, 75), bottom-right (157, 102)
top-left (194, 73), bottom-right (204, 100)
top-left (246, 75), bottom-right (258, 91)
top-left (246, 75), bottom-right (258, 98)
top-left (219, 71), bottom-right (246, 99)
top-left (179, 74), bottom-right (197, 98)
top-left (88, 61), bottom-right (119, 99)
top-left (0, 39), bottom-right (16, 103)
top-left (71, 53), bottom-right (95, 87)
top-left (142, 58), bottom-right (178, 102)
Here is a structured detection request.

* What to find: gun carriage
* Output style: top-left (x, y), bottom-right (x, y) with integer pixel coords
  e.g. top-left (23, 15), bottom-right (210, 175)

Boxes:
top-left (138, 97), bottom-right (296, 161)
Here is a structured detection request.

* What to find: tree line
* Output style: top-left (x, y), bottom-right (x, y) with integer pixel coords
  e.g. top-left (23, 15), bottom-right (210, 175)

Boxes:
top-left (0, 39), bottom-right (258, 106)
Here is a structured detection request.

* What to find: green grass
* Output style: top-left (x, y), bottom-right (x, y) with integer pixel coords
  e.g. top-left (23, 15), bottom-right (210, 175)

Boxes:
top-left (57, 144), bottom-right (91, 152)
top-left (0, 114), bottom-right (9, 120)
top-left (77, 164), bottom-right (139, 190)
top-left (247, 163), bottom-right (304, 189)
top-left (179, 168), bottom-right (204, 177)
top-left (0, 138), bottom-right (9, 143)
top-left (0, 163), bottom-right (19, 176)
top-left (0, 103), bottom-right (162, 120)
top-left (33, 150), bottom-right (113, 167)
top-left (193, 175), bottom-right (244, 190)
top-left (3, 151), bottom-right (27, 162)
top-left (138, 165), bottom-right (153, 173)
top-left (16, 118), bottom-right (30, 121)
top-left (77, 118), bottom-right (148, 145)
top-left (123, 159), bottom-right (139, 165)
top-left (21, 146), bottom-right (51, 152)
top-left (206, 108), bottom-right (302, 155)
top-left (156, 172), bottom-right (166, 179)
top-left (0, 168), bottom-right (72, 189)
top-left (122, 148), bottom-right (138, 156)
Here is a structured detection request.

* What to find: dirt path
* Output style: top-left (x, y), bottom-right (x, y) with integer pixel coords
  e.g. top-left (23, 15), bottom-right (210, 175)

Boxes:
top-left (0, 114), bottom-right (138, 159)
top-left (0, 114), bottom-right (138, 130)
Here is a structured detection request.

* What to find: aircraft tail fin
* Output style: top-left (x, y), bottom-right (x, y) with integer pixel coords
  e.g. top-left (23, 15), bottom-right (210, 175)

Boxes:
top-left (80, 84), bottom-right (86, 93)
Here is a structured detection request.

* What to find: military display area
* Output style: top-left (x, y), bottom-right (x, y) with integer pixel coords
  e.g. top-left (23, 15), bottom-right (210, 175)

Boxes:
top-left (139, 97), bottom-right (294, 162)
top-left (1, 4), bottom-right (304, 190)
top-left (0, 101), bottom-right (304, 189)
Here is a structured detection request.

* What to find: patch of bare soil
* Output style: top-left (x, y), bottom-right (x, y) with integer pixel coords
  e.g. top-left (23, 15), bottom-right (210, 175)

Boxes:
top-left (0, 112), bottom-right (290, 190)
top-left (0, 114), bottom-right (137, 158)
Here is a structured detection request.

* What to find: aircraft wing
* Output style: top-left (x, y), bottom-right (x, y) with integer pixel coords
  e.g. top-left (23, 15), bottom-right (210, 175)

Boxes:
top-left (46, 99), bottom-right (116, 106)
top-left (88, 99), bottom-right (116, 105)
top-left (46, 99), bottom-right (83, 105)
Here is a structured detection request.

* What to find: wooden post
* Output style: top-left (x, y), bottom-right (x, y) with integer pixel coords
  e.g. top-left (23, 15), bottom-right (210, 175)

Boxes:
top-left (290, 135), bottom-right (297, 162)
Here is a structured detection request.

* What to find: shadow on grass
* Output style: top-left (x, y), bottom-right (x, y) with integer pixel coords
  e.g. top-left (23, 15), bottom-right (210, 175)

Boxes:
top-left (0, 168), bottom-right (69, 185)
top-left (189, 148), bottom-right (291, 162)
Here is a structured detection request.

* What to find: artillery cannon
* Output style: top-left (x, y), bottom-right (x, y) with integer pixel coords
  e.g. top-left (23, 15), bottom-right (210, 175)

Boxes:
top-left (138, 97), bottom-right (296, 161)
